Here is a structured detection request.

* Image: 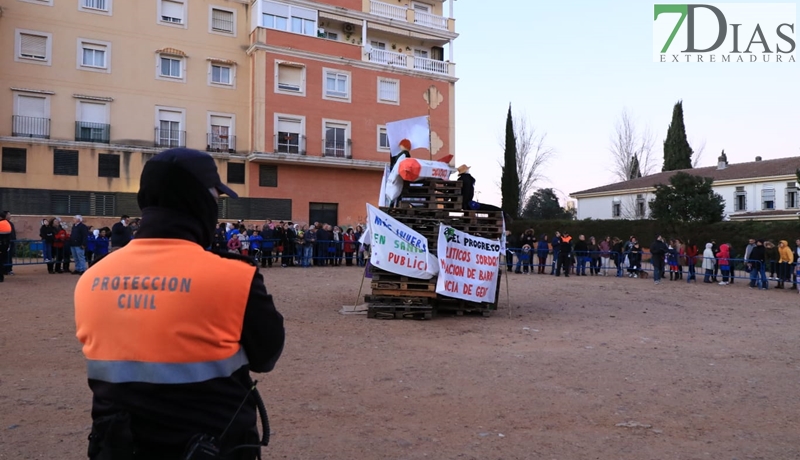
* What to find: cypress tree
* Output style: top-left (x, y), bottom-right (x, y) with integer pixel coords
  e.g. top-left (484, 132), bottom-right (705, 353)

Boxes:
top-left (501, 104), bottom-right (520, 218)
top-left (662, 101), bottom-right (694, 171)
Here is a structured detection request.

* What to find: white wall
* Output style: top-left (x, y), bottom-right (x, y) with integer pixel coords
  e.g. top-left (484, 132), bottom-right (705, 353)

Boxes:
top-left (575, 178), bottom-right (799, 220)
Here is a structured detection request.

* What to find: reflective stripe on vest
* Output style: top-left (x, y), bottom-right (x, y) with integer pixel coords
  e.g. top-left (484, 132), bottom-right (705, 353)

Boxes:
top-left (74, 239), bottom-right (257, 384)
top-left (86, 347), bottom-right (249, 384)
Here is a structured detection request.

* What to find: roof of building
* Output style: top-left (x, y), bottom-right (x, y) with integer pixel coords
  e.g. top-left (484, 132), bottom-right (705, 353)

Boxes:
top-left (571, 156), bottom-right (800, 196)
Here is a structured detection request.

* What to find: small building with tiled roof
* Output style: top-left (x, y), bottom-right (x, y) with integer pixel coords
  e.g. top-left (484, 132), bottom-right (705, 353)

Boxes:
top-left (569, 155), bottom-right (800, 221)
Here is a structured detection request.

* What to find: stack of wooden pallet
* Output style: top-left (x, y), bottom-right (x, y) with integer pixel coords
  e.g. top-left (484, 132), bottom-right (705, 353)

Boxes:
top-left (366, 178), bottom-right (503, 320)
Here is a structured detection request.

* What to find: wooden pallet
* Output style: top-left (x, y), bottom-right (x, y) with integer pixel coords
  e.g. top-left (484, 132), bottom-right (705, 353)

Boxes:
top-left (367, 304), bottom-right (434, 320)
top-left (364, 294), bottom-right (431, 306)
top-left (371, 280), bottom-right (436, 292)
top-left (398, 198), bottom-right (463, 210)
top-left (371, 288), bottom-right (439, 298)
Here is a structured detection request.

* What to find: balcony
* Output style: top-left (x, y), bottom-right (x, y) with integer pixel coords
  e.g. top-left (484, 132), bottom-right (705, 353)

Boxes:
top-left (369, 0), bottom-right (450, 31)
top-left (322, 139), bottom-right (351, 159)
top-left (274, 134), bottom-right (306, 155)
top-left (207, 133), bottom-right (236, 153)
top-left (370, 0), bottom-right (406, 20)
top-left (154, 128), bottom-right (186, 148)
top-left (12, 115), bottom-right (50, 139)
top-left (414, 10), bottom-right (448, 30)
top-left (75, 121), bottom-right (110, 143)
top-left (366, 48), bottom-right (452, 76)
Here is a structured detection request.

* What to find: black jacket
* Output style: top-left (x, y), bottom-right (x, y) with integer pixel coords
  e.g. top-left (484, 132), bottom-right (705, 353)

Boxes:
top-left (40, 224), bottom-right (56, 244)
top-left (110, 221), bottom-right (132, 248)
top-left (749, 245), bottom-right (766, 263)
top-left (70, 222), bottom-right (89, 247)
top-left (650, 240), bottom-right (668, 258)
top-left (573, 239), bottom-right (588, 256)
top-left (88, 208), bottom-right (285, 458)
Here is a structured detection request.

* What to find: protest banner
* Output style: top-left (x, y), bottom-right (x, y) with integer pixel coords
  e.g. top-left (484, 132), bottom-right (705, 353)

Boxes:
top-left (366, 204), bottom-right (438, 279)
top-left (435, 224), bottom-right (501, 303)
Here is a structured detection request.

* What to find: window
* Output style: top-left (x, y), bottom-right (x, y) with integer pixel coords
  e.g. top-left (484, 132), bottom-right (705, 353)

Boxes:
top-left (78, 39), bottom-right (111, 72)
top-left (275, 115), bottom-right (304, 154)
top-left (414, 48), bottom-right (429, 59)
top-left (635, 194), bottom-right (646, 218)
top-left (54, 149), bottom-right (80, 176)
top-left (323, 69), bottom-right (350, 102)
top-left (612, 201), bottom-right (621, 218)
top-left (159, 0), bottom-right (186, 26)
top-left (13, 93), bottom-right (50, 138)
top-left (79, 0), bottom-right (112, 14)
top-left (734, 186), bottom-right (747, 212)
top-left (371, 40), bottom-right (386, 50)
top-left (155, 107), bottom-right (185, 148)
top-left (377, 77), bottom-right (399, 104)
top-left (2, 148), bottom-right (27, 173)
top-left (210, 7), bottom-right (235, 34)
top-left (309, 203), bottom-right (338, 227)
top-left (227, 163), bottom-right (245, 184)
top-left (211, 64), bottom-right (232, 85)
top-left (76, 101), bottom-right (110, 143)
top-left (761, 187), bottom-right (775, 210)
top-left (160, 56), bottom-right (182, 78)
top-left (275, 62), bottom-right (305, 95)
top-left (19, 0), bottom-right (53, 5)
top-left (51, 194), bottom-right (91, 216)
top-left (208, 113), bottom-right (234, 152)
top-left (15, 30), bottom-right (52, 65)
top-left (320, 31), bottom-right (338, 41)
top-left (259, 165), bottom-right (278, 187)
top-left (412, 2), bottom-right (432, 13)
top-left (98, 153), bottom-right (120, 178)
top-left (323, 120), bottom-right (350, 158)
top-left (377, 126), bottom-right (389, 151)
top-left (92, 194), bottom-right (116, 216)
top-left (786, 182), bottom-right (798, 209)
top-left (262, 1), bottom-right (316, 37)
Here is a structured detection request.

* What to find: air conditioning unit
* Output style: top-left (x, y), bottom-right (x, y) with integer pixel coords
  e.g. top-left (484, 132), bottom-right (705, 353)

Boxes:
top-left (343, 23), bottom-right (355, 33)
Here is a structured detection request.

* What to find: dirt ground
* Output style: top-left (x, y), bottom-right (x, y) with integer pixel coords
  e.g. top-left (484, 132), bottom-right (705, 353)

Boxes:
top-left (1, 264), bottom-right (800, 460)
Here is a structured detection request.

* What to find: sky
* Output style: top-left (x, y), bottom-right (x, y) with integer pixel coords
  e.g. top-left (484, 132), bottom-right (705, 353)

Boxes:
top-left (449, 0), bottom-right (800, 209)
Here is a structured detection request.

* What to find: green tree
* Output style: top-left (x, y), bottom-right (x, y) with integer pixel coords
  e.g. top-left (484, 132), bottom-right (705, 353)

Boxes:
top-left (629, 155), bottom-right (642, 180)
top-left (521, 188), bottom-right (571, 220)
top-left (662, 101), bottom-right (694, 171)
top-left (649, 172), bottom-right (725, 227)
top-left (501, 104), bottom-right (520, 217)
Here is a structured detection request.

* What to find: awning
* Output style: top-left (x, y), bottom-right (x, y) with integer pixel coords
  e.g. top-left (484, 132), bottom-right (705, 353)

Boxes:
top-left (207, 57), bottom-right (237, 65)
top-left (156, 47), bottom-right (187, 57)
top-left (367, 22), bottom-right (445, 41)
top-left (319, 11), bottom-right (361, 26)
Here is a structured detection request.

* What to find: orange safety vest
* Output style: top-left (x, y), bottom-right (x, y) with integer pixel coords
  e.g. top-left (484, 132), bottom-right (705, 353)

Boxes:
top-left (74, 239), bottom-right (256, 384)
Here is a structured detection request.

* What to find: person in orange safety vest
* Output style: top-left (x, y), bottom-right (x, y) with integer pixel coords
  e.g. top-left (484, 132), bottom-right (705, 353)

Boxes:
top-left (74, 148), bottom-right (285, 460)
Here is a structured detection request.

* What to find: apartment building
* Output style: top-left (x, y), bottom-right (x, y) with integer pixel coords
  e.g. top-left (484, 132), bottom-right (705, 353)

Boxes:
top-left (0, 0), bottom-right (458, 229)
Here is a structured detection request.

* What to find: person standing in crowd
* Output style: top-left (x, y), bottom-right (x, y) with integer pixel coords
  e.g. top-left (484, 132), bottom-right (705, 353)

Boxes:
top-left (627, 240), bottom-right (643, 278)
top-left (716, 243), bottom-right (731, 285)
top-left (793, 238), bottom-right (800, 291)
top-left (343, 227), bottom-right (356, 266)
top-left (302, 223), bottom-right (316, 268)
top-left (70, 215), bottom-right (89, 275)
top-left (587, 236), bottom-right (601, 275)
top-left (74, 148), bottom-right (284, 459)
top-left (92, 228), bottom-right (110, 266)
top-left (612, 237), bottom-right (624, 277)
top-left (282, 222), bottom-right (296, 267)
top-left (649, 235), bottom-right (668, 285)
top-left (1, 211), bottom-right (16, 275)
top-left (0, 212), bottom-right (11, 282)
top-left (573, 234), bottom-right (588, 276)
top-left (40, 218), bottom-right (56, 266)
top-left (764, 240), bottom-right (778, 280)
top-left (748, 239), bottom-right (768, 290)
top-left (110, 215), bottom-right (132, 252)
top-left (517, 229), bottom-right (535, 274)
top-left (86, 228), bottom-right (97, 266)
top-left (355, 225), bottom-right (365, 267)
top-left (250, 229), bottom-right (263, 263)
top-left (550, 231), bottom-right (562, 275)
top-left (599, 236), bottom-right (611, 276)
top-left (777, 240), bottom-right (793, 290)
top-left (555, 232), bottom-right (572, 277)
top-left (684, 239), bottom-right (698, 283)
top-left (536, 235), bottom-right (549, 274)
top-left (702, 242), bottom-right (715, 283)
top-left (504, 230), bottom-right (516, 272)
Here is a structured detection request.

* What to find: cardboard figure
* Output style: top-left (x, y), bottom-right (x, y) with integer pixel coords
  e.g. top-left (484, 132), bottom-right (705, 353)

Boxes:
top-left (457, 165), bottom-right (502, 212)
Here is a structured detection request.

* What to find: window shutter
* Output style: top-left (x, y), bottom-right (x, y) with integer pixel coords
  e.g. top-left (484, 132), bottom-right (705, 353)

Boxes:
top-left (1, 148), bottom-right (27, 173)
top-left (20, 33), bottom-right (47, 59)
top-left (162, 0), bottom-right (184, 21)
top-left (291, 6), bottom-right (316, 20)
top-left (91, 193), bottom-right (116, 216)
top-left (98, 153), bottom-right (120, 178)
top-left (277, 64), bottom-right (302, 89)
top-left (210, 115), bottom-right (231, 127)
top-left (227, 163), bottom-right (245, 184)
top-left (212, 9), bottom-right (234, 32)
top-left (259, 165), bottom-right (278, 187)
top-left (79, 102), bottom-right (107, 123)
top-left (277, 117), bottom-right (301, 133)
top-left (264, 1), bottom-right (290, 16)
top-left (53, 149), bottom-right (79, 176)
top-left (379, 79), bottom-right (398, 101)
top-left (17, 95), bottom-right (47, 118)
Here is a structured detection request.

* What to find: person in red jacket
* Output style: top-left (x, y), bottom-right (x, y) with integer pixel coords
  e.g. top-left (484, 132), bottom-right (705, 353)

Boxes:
top-left (343, 227), bottom-right (357, 266)
top-left (684, 239), bottom-right (699, 283)
top-left (716, 243), bottom-right (731, 285)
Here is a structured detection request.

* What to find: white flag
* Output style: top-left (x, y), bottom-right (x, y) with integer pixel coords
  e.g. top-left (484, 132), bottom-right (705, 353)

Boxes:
top-left (366, 204), bottom-right (438, 279)
top-left (386, 116), bottom-right (430, 157)
top-left (378, 164), bottom-right (390, 207)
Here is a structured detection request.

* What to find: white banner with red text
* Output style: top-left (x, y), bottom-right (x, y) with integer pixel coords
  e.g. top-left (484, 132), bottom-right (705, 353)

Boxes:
top-left (435, 224), bottom-right (501, 303)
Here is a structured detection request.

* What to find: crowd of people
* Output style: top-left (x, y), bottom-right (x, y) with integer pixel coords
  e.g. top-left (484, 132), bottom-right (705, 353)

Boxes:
top-left (505, 229), bottom-right (800, 291)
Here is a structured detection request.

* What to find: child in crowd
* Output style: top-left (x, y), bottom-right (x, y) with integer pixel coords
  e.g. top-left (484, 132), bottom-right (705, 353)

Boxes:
top-left (92, 228), bottom-right (110, 266)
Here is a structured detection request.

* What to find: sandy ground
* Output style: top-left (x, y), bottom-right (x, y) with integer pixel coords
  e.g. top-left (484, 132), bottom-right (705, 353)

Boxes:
top-left (1, 264), bottom-right (800, 460)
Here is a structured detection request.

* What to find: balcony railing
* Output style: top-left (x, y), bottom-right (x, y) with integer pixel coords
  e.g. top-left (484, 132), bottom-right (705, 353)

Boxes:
top-left (207, 133), bottom-right (236, 153)
top-left (154, 128), bottom-right (186, 148)
top-left (12, 115), bottom-right (50, 139)
top-left (368, 48), bottom-right (407, 67)
top-left (370, 0), bottom-right (406, 20)
top-left (273, 134), bottom-right (306, 155)
top-left (414, 10), bottom-right (448, 30)
top-left (322, 139), bottom-right (351, 159)
top-left (413, 56), bottom-right (450, 74)
top-left (75, 121), bottom-right (110, 143)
